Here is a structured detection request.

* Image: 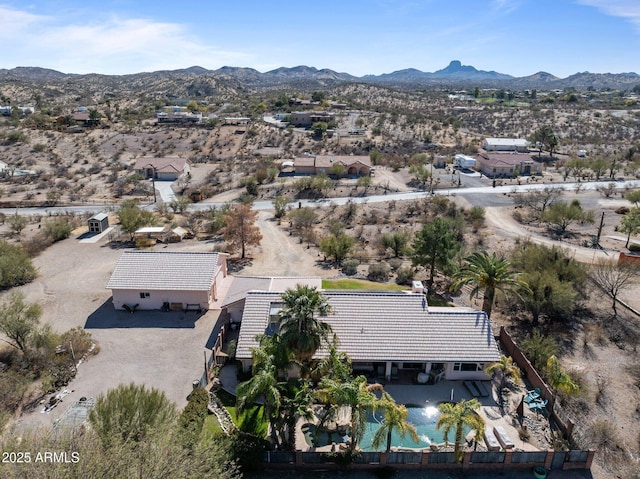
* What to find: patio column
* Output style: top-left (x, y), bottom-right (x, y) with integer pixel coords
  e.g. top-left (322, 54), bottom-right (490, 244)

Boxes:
top-left (385, 362), bottom-right (392, 381)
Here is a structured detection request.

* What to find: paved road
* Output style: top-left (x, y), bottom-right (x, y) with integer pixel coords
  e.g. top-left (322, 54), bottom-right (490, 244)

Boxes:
top-left (2, 179), bottom-right (638, 216)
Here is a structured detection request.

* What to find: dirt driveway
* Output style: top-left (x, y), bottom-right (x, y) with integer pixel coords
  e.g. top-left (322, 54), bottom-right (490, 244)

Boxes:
top-left (241, 211), bottom-right (337, 277)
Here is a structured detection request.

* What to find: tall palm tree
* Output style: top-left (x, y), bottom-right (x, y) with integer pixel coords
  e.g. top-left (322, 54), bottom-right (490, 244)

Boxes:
top-left (278, 285), bottom-right (333, 363)
top-left (236, 342), bottom-right (282, 446)
top-left (371, 392), bottom-right (419, 452)
top-left (316, 375), bottom-right (383, 452)
top-left (485, 355), bottom-right (521, 392)
top-left (436, 398), bottom-right (485, 462)
top-left (278, 379), bottom-right (315, 451)
top-left (451, 251), bottom-right (530, 318)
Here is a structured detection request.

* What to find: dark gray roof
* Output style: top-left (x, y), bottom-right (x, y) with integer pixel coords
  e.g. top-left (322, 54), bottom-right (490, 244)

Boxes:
top-left (236, 291), bottom-right (500, 363)
top-left (107, 251), bottom-right (222, 291)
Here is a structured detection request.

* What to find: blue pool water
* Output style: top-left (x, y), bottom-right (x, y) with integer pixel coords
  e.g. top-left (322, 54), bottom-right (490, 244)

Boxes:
top-left (360, 405), bottom-right (450, 450)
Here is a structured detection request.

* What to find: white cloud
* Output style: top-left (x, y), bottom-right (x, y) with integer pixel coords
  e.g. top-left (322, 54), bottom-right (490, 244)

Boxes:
top-left (0, 5), bottom-right (249, 73)
top-left (577, 0), bottom-right (640, 30)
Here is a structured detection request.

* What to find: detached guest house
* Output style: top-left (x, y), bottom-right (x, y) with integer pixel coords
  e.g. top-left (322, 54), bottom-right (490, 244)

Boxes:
top-left (107, 251), bottom-right (228, 311)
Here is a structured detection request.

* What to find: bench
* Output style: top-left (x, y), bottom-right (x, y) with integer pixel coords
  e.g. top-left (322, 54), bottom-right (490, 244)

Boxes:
top-left (493, 426), bottom-right (515, 450)
top-left (483, 428), bottom-right (501, 451)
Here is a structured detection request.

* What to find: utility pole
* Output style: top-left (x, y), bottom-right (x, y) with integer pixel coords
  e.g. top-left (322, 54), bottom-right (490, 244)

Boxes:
top-left (69, 340), bottom-right (78, 374)
top-left (595, 211), bottom-right (605, 248)
top-left (151, 167), bottom-right (157, 203)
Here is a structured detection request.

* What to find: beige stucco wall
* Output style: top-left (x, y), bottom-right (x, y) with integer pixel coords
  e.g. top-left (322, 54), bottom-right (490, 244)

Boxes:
top-left (111, 288), bottom-right (210, 310)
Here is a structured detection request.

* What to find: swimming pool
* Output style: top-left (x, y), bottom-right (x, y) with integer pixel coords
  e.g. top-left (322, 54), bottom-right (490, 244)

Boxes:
top-left (359, 405), bottom-right (448, 450)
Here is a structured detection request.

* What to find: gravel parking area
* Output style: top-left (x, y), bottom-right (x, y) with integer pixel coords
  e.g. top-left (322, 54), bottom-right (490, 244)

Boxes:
top-left (7, 233), bottom-right (224, 432)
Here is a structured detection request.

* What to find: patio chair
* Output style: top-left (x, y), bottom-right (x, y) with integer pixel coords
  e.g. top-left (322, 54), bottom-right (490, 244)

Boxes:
top-left (529, 399), bottom-right (548, 414)
top-left (523, 388), bottom-right (541, 403)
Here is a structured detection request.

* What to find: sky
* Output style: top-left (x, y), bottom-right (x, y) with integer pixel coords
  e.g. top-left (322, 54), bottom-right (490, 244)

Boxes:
top-left (1, 0), bottom-right (640, 78)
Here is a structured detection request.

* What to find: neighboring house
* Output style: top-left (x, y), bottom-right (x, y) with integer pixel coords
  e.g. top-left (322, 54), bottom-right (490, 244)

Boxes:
top-left (0, 160), bottom-right (7, 172)
top-left (482, 138), bottom-right (529, 153)
top-left (106, 251), bottom-right (228, 311)
top-left (222, 117), bottom-right (252, 126)
top-left (87, 213), bottom-right (109, 234)
top-left (475, 153), bottom-right (542, 178)
top-left (220, 276), bottom-right (323, 324)
top-left (133, 157), bottom-right (190, 181)
top-left (235, 290), bottom-right (500, 381)
top-left (290, 111), bottom-right (335, 128)
top-left (157, 111), bottom-right (202, 124)
top-left (294, 155), bottom-right (372, 176)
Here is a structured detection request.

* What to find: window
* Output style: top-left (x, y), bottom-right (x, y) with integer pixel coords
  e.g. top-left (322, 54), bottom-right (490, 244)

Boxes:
top-left (139, 292), bottom-right (150, 299)
top-left (453, 362), bottom-right (484, 372)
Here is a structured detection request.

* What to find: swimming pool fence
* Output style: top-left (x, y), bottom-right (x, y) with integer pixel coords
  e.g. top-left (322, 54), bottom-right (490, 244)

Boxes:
top-left (260, 448), bottom-right (594, 472)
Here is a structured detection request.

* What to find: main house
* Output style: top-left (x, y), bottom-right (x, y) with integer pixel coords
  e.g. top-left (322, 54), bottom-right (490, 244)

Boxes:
top-left (290, 111), bottom-right (335, 128)
top-left (235, 290), bottom-right (500, 382)
top-left (475, 152), bottom-right (542, 178)
top-left (294, 155), bottom-right (372, 177)
top-left (107, 251), bottom-right (228, 311)
top-left (133, 157), bottom-right (190, 181)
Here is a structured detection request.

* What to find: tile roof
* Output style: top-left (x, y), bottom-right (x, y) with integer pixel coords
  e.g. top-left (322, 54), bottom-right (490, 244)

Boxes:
top-left (221, 276), bottom-right (322, 308)
top-left (477, 153), bottom-right (537, 167)
top-left (133, 157), bottom-right (188, 173)
top-left (107, 251), bottom-right (223, 291)
top-left (236, 291), bottom-right (500, 363)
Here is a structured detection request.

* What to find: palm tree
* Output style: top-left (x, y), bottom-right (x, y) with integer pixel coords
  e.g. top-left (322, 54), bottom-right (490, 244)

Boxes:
top-left (279, 380), bottom-right (315, 451)
top-left (316, 375), bottom-right (383, 452)
top-left (436, 398), bottom-right (485, 462)
top-left (278, 285), bottom-right (333, 362)
top-left (485, 355), bottom-right (521, 391)
top-left (546, 355), bottom-right (578, 395)
top-left (371, 392), bottom-right (418, 452)
top-left (451, 251), bottom-right (530, 318)
top-left (236, 343), bottom-right (282, 446)
top-left (310, 336), bottom-right (352, 383)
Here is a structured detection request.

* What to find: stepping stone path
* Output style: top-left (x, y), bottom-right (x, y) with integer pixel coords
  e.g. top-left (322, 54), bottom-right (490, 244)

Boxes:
top-left (208, 391), bottom-right (237, 434)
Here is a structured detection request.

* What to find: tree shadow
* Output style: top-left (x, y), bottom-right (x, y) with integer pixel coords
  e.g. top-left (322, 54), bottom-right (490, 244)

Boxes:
top-left (84, 299), bottom-right (204, 329)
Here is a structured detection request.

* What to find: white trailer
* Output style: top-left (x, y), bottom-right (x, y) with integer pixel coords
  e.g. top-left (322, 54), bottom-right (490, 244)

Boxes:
top-left (454, 154), bottom-right (476, 169)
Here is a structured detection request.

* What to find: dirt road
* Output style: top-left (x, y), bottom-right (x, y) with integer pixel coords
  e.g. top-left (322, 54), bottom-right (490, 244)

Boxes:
top-left (241, 211), bottom-right (337, 277)
top-left (484, 206), bottom-right (618, 264)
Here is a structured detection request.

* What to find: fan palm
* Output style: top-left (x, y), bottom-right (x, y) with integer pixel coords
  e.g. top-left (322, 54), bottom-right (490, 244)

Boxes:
top-left (451, 251), bottom-right (530, 318)
top-left (278, 285), bottom-right (332, 362)
top-left (371, 392), bottom-right (418, 452)
top-left (316, 375), bottom-right (383, 452)
top-left (236, 342), bottom-right (282, 446)
top-left (485, 355), bottom-right (521, 391)
top-left (436, 398), bottom-right (485, 462)
top-left (546, 355), bottom-right (579, 395)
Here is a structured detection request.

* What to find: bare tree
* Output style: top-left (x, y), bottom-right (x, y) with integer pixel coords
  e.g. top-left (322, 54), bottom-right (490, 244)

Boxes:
top-left (221, 204), bottom-right (262, 259)
top-left (591, 259), bottom-right (639, 316)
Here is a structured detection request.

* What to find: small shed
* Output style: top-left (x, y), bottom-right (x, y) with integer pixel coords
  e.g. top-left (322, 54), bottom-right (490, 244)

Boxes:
top-left (88, 213), bottom-right (109, 234)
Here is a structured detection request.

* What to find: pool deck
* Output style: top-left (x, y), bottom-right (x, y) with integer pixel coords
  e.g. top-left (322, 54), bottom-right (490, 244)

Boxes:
top-left (295, 380), bottom-right (542, 453)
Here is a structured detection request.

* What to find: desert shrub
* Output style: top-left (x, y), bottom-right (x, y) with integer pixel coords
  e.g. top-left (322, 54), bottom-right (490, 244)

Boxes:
top-left (395, 266), bottom-right (414, 285)
top-left (368, 262), bottom-right (390, 282)
top-left (388, 257), bottom-right (403, 271)
top-left (60, 327), bottom-right (96, 359)
top-left (43, 218), bottom-right (72, 242)
top-left (341, 258), bottom-right (359, 276)
top-left (587, 420), bottom-right (625, 467)
top-left (21, 234), bottom-right (53, 257)
top-left (629, 243), bottom-right (640, 252)
top-left (0, 240), bottom-right (37, 289)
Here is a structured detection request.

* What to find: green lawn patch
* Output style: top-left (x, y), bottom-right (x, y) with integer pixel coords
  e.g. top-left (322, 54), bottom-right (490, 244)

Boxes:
top-left (322, 278), bottom-right (406, 291)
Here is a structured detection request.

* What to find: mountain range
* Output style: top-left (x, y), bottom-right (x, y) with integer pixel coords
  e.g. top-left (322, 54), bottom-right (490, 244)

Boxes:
top-left (1, 61), bottom-right (639, 91)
